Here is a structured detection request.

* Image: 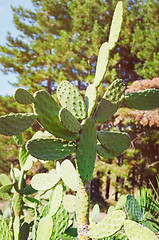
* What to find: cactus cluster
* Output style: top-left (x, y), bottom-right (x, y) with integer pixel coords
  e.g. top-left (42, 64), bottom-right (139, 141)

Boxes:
top-left (0, 1), bottom-right (159, 239)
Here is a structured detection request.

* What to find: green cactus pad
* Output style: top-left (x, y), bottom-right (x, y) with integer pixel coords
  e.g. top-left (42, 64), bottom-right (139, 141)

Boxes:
top-left (88, 210), bottom-right (126, 238)
top-left (124, 89), bottom-right (159, 110)
top-left (57, 80), bottom-right (86, 120)
top-left (26, 138), bottom-right (76, 161)
top-left (37, 216), bottom-right (53, 240)
top-left (94, 79), bottom-right (125, 123)
top-left (63, 194), bottom-right (76, 212)
top-left (14, 88), bottom-right (34, 104)
top-left (31, 172), bottom-right (60, 191)
top-left (60, 159), bottom-right (78, 191)
top-left (97, 144), bottom-right (115, 159)
top-left (48, 184), bottom-right (63, 217)
top-left (0, 113), bottom-right (37, 136)
top-left (85, 84), bottom-right (97, 116)
top-left (76, 118), bottom-right (97, 182)
top-left (124, 220), bottom-right (158, 240)
top-left (34, 90), bottom-right (78, 141)
top-left (90, 204), bottom-right (100, 223)
top-left (125, 195), bottom-right (142, 222)
top-left (59, 108), bottom-right (81, 133)
top-left (108, 1), bottom-right (123, 50)
top-left (0, 215), bottom-right (12, 240)
top-left (97, 131), bottom-right (131, 156)
top-left (94, 42), bottom-right (110, 88)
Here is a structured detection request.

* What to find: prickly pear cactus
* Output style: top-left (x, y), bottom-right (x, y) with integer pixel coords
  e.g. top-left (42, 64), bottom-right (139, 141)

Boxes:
top-left (14, 88), bottom-right (34, 105)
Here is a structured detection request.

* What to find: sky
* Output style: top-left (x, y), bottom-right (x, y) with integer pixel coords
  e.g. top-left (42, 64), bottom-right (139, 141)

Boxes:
top-left (0, 0), bottom-right (33, 96)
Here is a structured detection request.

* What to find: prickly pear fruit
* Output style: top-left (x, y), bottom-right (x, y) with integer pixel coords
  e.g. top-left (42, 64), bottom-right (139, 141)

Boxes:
top-left (88, 210), bottom-right (126, 239)
top-left (0, 215), bottom-right (12, 240)
top-left (124, 89), bottom-right (159, 110)
top-left (26, 138), bottom-right (76, 161)
top-left (108, 1), bottom-right (123, 50)
top-left (60, 159), bottom-right (78, 191)
top-left (76, 118), bottom-right (96, 182)
top-left (97, 131), bottom-right (131, 157)
top-left (48, 184), bottom-right (63, 217)
top-left (94, 42), bottom-right (110, 88)
top-left (124, 220), bottom-right (158, 240)
top-left (59, 108), bottom-right (81, 133)
top-left (37, 216), bottom-right (53, 240)
top-left (94, 79), bottom-right (125, 123)
top-left (14, 88), bottom-right (34, 104)
top-left (57, 80), bottom-right (86, 120)
top-left (0, 113), bottom-right (36, 136)
top-left (85, 84), bottom-right (97, 116)
top-left (34, 90), bottom-right (78, 141)
top-left (31, 171), bottom-right (60, 191)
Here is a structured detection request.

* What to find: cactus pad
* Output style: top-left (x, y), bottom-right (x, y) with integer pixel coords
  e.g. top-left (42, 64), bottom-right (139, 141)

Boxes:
top-left (90, 204), bottom-right (100, 223)
top-left (108, 1), bottom-right (123, 50)
top-left (0, 174), bottom-right (12, 186)
top-left (57, 80), bottom-right (86, 120)
top-left (60, 159), bottom-right (78, 191)
top-left (124, 220), bottom-right (158, 240)
top-left (59, 108), bottom-right (81, 133)
top-left (14, 88), bottom-right (34, 104)
top-left (34, 90), bottom-right (78, 141)
top-left (94, 42), bottom-right (110, 88)
top-left (124, 89), bottom-right (159, 110)
top-left (63, 194), bottom-right (76, 212)
top-left (94, 79), bottom-right (125, 123)
top-left (26, 138), bottom-right (76, 161)
top-left (88, 210), bottom-right (126, 238)
top-left (116, 195), bottom-right (127, 210)
top-left (0, 113), bottom-right (36, 136)
top-left (37, 216), bottom-right (53, 240)
top-left (125, 195), bottom-right (142, 222)
top-left (85, 84), bottom-right (97, 117)
top-left (97, 131), bottom-right (131, 156)
top-left (0, 215), bottom-right (12, 240)
top-left (76, 118), bottom-right (97, 182)
top-left (48, 184), bottom-right (63, 217)
top-left (31, 172), bottom-right (60, 191)
top-left (97, 144), bottom-right (115, 159)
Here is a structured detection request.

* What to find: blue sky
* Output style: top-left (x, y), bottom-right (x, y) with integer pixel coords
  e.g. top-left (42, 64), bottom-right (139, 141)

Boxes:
top-left (0, 0), bottom-right (33, 96)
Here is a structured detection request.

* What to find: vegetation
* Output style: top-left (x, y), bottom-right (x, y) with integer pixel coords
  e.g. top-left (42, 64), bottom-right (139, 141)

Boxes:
top-left (0, 2), bottom-right (159, 239)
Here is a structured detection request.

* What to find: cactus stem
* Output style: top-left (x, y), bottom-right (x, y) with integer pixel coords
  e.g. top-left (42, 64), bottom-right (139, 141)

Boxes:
top-left (76, 178), bottom-right (91, 240)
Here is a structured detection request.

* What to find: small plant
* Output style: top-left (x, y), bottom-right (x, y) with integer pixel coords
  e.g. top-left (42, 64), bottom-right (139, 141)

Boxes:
top-left (0, 1), bottom-right (159, 239)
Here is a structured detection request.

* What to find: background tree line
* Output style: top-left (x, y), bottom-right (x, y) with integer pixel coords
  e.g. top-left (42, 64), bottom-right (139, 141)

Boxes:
top-left (0, 0), bottom-right (158, 202)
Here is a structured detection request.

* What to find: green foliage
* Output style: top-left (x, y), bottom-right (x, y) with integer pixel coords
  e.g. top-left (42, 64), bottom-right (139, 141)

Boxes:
top-left (0, 215), bottom-right (12, 240)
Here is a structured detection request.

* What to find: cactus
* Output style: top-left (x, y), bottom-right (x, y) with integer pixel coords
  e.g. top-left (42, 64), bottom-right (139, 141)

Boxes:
top-left (90, 204), bottom-right (100, 223)
top-left (124, 220), bottom-right (158, 240)
top-left (31, 171), bottom-right (60, 191)
top-left (37, 216), bottom-right (53, 240)
top-left (125, 195), bottom-right (143, 223)
top-left (0, 215), bottom-right (12, 240)
top-left (94, 79), bottom-right (125, 123)
top-left (76, 118), bottom-right (97, 182)
top-left (85, 84), bottom-right (97, 117)
top-left (88, 210), bottom-right (126, 239)
top-left (13, 215), bottom-right (20, 240)
top-left (34, 90), bottom-right (78, 140)
top-left (14, 88), bottom-right (34, 104)
top-left (60, 159), bottom-right (78, 191)
top-left (63, 194), bottom-right (76, 213)
top-left (57, 80), bottom-right (86, 120)
top-left (0, 1), bottom-right (158, 239)
top-left (26, 138), bottom-right (76, 161)
top-left (124, 89), bottom-right (159, 110)
top-left (59, 108), bottom-right (81, 133)
top-left (0, 113), bottom-right (36, 136)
